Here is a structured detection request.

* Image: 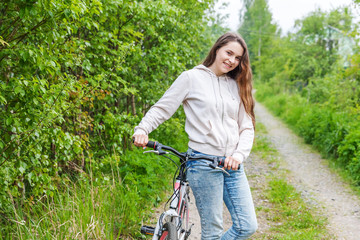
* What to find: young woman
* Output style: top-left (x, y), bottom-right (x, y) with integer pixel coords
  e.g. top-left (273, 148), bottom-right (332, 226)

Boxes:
top-left (133, 32), bottom-right (257, 239)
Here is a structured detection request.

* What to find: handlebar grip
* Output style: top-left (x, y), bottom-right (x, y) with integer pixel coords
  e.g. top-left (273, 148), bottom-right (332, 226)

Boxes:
top-left (146, 141), bottom-right (157, 149)
top-left (132, 138), bottom-right (157, 149)
top-left (218, 158), bottom-right (241, 170)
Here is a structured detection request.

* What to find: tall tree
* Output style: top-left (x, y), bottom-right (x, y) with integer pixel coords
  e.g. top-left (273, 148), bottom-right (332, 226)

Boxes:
top-left (238, 0), bottom-right (279, 70)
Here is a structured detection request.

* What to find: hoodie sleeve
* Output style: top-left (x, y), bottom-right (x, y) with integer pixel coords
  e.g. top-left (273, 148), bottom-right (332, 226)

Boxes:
top-left (232, 102), bottom-right (255, 163)
top-left (133, 72), bottom-right (191, 136)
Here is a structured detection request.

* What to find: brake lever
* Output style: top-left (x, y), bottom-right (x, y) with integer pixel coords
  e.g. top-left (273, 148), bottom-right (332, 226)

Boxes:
top-left (143, 150), bottom-right (160, 154)
top-left (208, 163), bottom-right (230, 176)
top-left (215, 166), bottom-right (230, 176)
top-left (143, 150), bottom-right (169, 155)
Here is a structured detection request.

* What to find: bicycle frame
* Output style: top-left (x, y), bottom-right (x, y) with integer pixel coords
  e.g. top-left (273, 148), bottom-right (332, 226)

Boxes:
top-left (139, 141), bottom-right (229, 240)
top-left (151, 157), bottom-right (191, 240)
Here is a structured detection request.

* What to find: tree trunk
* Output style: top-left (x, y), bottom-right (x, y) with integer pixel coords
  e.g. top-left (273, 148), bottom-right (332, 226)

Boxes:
top-left (131, 94), bottom-right (136, 116)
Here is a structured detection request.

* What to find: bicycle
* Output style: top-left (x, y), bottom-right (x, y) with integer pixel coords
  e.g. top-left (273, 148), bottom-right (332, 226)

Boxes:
top-left (139, 141), bottom-right (232, 240)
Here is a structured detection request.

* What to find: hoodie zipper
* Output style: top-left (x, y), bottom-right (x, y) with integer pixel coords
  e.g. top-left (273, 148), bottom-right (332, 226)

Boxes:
top-left (217, 76), bottom-right (229, 155)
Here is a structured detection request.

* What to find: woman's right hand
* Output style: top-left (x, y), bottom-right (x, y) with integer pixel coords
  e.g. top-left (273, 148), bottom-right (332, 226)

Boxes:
top-left (133, 134), bottom-right (149, 148)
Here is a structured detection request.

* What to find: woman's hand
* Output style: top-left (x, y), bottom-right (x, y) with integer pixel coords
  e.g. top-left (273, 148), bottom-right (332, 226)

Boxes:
top-left (133, 134), bottom-right (149, 148)
top-left (223, 156), bottom-right (241, 170)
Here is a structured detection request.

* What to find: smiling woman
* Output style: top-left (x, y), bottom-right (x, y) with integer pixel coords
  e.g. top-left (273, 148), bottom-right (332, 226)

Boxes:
top-left (133, 32), bottom-right (257, 239)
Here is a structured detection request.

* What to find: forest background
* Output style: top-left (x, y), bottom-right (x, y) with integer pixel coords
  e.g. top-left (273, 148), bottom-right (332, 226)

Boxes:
top-left (0, 0), bottom-right (359, 239)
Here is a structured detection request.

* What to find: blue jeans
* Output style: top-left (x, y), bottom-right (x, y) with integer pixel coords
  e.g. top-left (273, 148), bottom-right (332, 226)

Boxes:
top-left (186, 149), bottom-right (257, 240)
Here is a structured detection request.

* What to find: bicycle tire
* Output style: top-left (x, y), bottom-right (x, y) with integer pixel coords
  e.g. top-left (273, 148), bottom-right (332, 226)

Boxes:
top-left (159, 222), bottom-right (177, 240)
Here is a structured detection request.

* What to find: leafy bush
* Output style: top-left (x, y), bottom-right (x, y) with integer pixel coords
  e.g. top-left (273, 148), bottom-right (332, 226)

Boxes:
top-left (0, 0), bottom-right (221, 236)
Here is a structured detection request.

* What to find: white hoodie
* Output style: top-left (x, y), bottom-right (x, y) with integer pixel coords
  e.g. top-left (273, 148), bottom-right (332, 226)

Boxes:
top-left (133, 65), bottom-right (254, 163)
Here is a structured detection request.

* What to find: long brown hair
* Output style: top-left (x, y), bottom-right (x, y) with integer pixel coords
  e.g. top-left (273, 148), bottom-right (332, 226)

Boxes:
top-left (203, 32), bottom-right (255, 128)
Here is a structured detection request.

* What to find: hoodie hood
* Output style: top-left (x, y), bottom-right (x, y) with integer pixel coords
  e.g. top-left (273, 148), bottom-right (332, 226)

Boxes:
top-left (194, 64), bottom-right (221, 77)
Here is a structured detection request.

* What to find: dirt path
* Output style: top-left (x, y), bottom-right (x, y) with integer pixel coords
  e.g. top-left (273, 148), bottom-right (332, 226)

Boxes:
top-left (187, 102), bottom-right (360, 239)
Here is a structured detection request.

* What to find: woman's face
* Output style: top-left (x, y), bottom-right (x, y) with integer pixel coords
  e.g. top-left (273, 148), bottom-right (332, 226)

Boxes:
top-left (209, 41), bottom-right (244, 76)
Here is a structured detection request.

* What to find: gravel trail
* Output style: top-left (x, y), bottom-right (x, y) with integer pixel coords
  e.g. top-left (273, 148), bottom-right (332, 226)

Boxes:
top-left (187, 102), bottom-right (360, 239)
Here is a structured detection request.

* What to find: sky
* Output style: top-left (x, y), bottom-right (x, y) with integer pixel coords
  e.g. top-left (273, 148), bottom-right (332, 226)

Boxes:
top-left (214, 0), bottom-right (357, 34)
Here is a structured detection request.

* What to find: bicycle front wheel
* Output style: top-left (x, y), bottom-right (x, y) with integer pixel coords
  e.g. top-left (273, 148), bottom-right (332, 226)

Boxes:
top-left (159, 222), bottom-right (177, 240)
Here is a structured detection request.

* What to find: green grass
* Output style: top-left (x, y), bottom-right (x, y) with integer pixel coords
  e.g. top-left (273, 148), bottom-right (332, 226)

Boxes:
top-left (0, 148), bottom-right (178, 239)
top-left (251, 123), bottom-right (331, 239)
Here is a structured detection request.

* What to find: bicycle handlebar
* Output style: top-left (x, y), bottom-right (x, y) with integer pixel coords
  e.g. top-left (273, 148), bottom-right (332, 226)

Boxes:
top-left (145, 141), bottom-right (240, 170)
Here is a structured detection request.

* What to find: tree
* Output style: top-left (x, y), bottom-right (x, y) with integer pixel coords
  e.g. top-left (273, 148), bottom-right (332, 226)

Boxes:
top-left (238, 0), bottom-right (279, 69)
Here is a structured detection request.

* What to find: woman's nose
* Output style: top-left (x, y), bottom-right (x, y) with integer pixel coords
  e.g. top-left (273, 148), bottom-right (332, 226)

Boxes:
top-left (229, 56), bottom-right (235, 63)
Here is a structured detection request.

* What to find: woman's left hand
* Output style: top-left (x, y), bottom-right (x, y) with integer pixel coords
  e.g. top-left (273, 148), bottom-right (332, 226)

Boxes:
top-left (223, 156), bottom-right (241, 170)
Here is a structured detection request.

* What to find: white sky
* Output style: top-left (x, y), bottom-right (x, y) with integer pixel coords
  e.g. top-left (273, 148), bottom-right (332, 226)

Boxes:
top-left (214, 0), bottom-right (357, 34)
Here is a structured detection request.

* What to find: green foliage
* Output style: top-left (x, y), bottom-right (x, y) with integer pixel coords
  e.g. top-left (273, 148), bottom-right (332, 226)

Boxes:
top-left (2, 146), bottom-right (180, 239)
top-left (0, 0), bottom-right (223, 237)
top-left (238, 0), bottom-right (279, 77)
top-left (250, 7), bottom-right (356, 88)
top-left (238, 0), bottom-right (279, 56)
